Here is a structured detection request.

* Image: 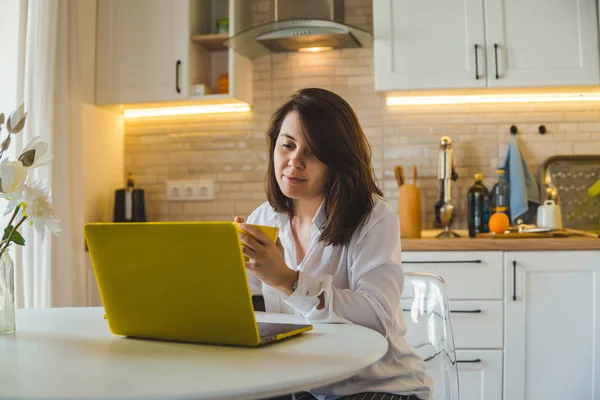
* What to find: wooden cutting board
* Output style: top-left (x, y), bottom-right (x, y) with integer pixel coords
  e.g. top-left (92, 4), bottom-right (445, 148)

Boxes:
top-left (477, 231), bottom-right (570, 239)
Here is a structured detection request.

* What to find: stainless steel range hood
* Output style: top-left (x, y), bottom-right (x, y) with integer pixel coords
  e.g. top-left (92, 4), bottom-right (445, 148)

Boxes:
top-left (225, 0), bottom-right (373, 59)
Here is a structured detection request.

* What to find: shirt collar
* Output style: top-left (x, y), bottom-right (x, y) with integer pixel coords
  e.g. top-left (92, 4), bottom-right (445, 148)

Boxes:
top-left (312, 201), bottom-right (326, 232)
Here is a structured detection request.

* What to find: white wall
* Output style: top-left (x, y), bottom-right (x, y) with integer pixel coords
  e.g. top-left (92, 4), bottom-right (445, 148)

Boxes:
top-left (78, 0), bottom-right (124, 306)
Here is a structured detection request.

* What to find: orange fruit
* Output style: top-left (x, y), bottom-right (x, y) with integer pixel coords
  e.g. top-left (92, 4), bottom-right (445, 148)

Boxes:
top-left (489, 212), bottom-right (510, 234)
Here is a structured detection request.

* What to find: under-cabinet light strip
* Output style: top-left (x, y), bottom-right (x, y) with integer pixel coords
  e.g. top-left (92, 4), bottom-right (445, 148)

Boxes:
top-left (123, 103), bottom-right (251, 119)
top-left (386, 92), bottom-right (600, 106)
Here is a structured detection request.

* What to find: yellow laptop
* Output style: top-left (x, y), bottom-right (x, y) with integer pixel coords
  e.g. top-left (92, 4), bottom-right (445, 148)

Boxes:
top-left (84, 222), bottom-right (312, 346)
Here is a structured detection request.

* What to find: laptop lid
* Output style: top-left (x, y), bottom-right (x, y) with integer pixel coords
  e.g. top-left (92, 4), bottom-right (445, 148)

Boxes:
top-left (84, 222), bottom-right (262, 346)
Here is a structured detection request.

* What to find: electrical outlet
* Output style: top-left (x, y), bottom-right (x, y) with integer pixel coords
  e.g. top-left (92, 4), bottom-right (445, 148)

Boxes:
top-left (166, 179), bottom-right (214, 201)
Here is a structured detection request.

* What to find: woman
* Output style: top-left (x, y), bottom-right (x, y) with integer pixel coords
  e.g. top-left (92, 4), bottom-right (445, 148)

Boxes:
top-left (235, 88), bottom-right (432, 400)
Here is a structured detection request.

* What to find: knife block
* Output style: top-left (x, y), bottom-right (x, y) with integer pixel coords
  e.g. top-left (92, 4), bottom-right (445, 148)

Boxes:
top-left (399, 183), bottom-right (422, 239)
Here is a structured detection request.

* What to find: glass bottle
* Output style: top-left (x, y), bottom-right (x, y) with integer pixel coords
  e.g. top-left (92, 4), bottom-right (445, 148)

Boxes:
top-left (490, 169), bottom-right (510, 218)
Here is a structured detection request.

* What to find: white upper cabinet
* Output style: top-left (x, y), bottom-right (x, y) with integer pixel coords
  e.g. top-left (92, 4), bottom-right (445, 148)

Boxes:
top-left (504, 251), bottom-right (600, 400)
top-left (96, 0), bottom-right (189, 105)
top-left (485, 0), bottom-right (600, 87)
top-left (96, 0), bottom-right (253, 106)
top-left (373, 0), bottom-right (486, 91)
top-left (373, 0), bottom-right (600, 91)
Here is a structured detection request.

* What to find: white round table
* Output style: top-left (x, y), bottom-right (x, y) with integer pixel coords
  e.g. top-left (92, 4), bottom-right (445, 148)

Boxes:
top-left (0, 307), bottom-right (388, 400)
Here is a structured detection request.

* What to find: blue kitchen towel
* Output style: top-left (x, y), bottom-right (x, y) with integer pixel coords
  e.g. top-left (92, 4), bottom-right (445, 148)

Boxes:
top-left (501, 137), bottom-right (541, 224)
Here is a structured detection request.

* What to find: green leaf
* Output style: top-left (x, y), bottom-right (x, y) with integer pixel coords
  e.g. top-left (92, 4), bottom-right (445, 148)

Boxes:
top-left (3, 225), bottom-right (13, 240)
top-left (589, 179), bottom-right (600, 198)
top-left (3, 225), bottom-right (25, 246)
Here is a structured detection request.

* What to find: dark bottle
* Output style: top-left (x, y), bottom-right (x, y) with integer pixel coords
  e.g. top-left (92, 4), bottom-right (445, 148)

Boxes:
top-left (468, 173), bottom-right (490, 237)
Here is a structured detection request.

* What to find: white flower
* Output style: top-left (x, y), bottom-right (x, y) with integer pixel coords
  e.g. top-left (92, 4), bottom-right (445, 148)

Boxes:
top-left (6, 103), bottom-right (27, 134)
top-left (0, 158), bottom-right (27, 196)
top-left (18, 136), bottom-right (52, 168)
top-left (22, 180), bottom-right (61, 240)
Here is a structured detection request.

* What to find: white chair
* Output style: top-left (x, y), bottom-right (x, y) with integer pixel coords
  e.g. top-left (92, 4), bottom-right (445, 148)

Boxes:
top-left (402, 272), bottom-right (460, 400)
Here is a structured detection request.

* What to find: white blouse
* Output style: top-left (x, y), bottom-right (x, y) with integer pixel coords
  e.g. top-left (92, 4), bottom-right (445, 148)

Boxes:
top-left (246, 197), bottom-right (433, 399)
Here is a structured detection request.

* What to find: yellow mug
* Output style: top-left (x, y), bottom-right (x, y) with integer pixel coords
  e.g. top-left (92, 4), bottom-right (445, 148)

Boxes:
top-left (236, 223), bottom-right (279, 261)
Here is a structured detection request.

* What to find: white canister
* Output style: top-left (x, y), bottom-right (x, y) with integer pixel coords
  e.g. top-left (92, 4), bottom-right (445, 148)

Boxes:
top-left (536, 200), bottom-right (563, 229)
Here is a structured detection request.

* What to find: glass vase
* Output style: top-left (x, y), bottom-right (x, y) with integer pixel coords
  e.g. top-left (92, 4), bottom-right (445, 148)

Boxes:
top-left (0, 251), bottom-right (15, 334)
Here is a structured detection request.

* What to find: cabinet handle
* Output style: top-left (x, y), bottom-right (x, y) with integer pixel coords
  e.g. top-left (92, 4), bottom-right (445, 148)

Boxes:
top-left (451, 309), bottom-right (482, 314)
top-left (457, 358), bottom-right (482, 363)
top-left (403, 260), bottom-right (482, 264)
top-left (512, 260), bottom-right (517, 301)
top-left (494, 43), bottom-right (500, 79)
top-left (175, 60), bottom-right (182, 93)
top-left (474, 44), bottom-right (480, 80)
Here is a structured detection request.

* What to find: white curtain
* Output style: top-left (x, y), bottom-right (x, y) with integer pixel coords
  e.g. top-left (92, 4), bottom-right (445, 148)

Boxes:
top-left (14, 0), bottom-right (86, 308)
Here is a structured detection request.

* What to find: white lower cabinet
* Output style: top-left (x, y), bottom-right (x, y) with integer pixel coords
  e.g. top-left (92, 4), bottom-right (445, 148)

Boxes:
top-left (503, 251), bottom-right (600, 400)
top-left (404, 249), bottom-right (600, 399)
top-left (401, 251), bottom-right (504, 300)
top-left (402, 251), bottom-right (503, 399)
top-left (456, 350), bottom-right (503, 400)
top-left (449, 301), bottom-right (502, 349)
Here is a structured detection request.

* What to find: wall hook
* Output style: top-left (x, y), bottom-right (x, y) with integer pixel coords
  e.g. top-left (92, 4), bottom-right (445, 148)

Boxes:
top-left (510, 125), bottom-right (518, 136)
top-left (538, 125), bottom-right (547, 135)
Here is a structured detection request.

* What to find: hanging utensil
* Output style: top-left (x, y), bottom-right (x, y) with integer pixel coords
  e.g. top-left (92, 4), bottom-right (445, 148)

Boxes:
top-left (412, 164), bottom-right (418, 184)
top-left (394, 165), bottom-right (404, 187)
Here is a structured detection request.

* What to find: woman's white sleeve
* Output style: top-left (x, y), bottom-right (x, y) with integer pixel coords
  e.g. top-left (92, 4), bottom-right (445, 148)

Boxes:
top-left (283, 212), bottom-right (403, 336)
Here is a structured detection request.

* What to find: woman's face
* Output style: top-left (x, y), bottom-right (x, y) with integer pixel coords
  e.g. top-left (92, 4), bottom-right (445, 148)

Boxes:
top-left (273, 111), bottom-right (329, 202)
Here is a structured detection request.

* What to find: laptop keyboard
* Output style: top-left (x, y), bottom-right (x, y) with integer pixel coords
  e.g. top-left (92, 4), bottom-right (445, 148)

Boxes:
top-left (257, 322), bottom-right (310, 340)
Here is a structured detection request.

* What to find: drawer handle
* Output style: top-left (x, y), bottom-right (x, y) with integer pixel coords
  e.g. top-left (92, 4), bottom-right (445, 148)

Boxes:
top-left (457, 358), bottom-right (482, 363)
top-left (512, 260), bottom-right (517, 301)
top-left (175, 60), bottom-right (182, 94)
top-left (403, 260), bottom-right (482, 264)
top-left (474, 44), bottom-right (480, 80)
top-left (401, 308), bottom-right (445, 320)
top-left (451, 309), bottom-right (482, 314)
top-left (494, 43), bottom-right (500, 79)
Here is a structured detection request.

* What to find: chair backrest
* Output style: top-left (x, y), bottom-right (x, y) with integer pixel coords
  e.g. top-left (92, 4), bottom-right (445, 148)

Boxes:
top-left (402, 272), bottom-right (459, 400)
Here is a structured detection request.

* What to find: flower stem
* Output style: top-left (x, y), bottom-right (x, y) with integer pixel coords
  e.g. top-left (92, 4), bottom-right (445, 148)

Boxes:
top-left (7, 205), bottom-right (20, 229)
top-left (0, 132), bottom-right (10, 160)
top-left (0, 205), bottom-right (22, 248)
top-left (0, 215), bottom-right (27, 258)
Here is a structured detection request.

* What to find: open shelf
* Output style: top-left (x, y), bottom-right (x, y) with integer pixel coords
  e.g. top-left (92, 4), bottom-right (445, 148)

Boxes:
top-left (187, 0), bottom-right (252, 105)
top-left (191, 33), bottom-right (228, 51)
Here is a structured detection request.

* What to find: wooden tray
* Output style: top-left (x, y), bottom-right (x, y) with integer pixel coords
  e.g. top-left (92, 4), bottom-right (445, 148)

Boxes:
top-left (477, 231), bottom-right (569, 239)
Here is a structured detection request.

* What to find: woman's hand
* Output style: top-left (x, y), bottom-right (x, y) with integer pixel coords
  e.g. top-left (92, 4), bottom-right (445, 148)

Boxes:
top-left (236, 221), bottom-right (298, 294)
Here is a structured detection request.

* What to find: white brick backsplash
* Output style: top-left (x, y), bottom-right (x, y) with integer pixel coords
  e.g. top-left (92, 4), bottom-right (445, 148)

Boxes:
top-left (578, 122), bottom-right (600, 131)
top-left (573, 142), bottom-right (600, 153)
top-left (565, 133), bottom-right (592, 141)
top-left (558, 123), bottom-right (579, 132)
top-left (124, 0), bottom-right (600, 227)
top-left (565, 112), bottom-right (600, 121)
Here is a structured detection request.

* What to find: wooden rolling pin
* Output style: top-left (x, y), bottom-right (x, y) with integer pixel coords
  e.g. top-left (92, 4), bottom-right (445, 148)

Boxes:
top-left (397, 164), bottom-right (422, 239)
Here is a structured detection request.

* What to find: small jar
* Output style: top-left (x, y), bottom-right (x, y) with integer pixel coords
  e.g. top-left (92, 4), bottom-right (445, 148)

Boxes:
top-left (217, 74), bottom-right (229, 94)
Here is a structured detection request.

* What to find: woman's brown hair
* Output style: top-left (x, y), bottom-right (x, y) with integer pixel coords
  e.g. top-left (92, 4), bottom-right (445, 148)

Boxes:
top-left (265, 88), bottom-right (382, 246)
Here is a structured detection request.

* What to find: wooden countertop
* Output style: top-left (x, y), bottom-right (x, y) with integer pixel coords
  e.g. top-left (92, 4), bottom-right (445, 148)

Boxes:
top-left (402, 237), bottom-right (600, 251)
